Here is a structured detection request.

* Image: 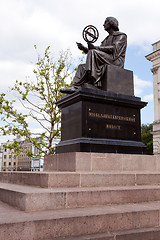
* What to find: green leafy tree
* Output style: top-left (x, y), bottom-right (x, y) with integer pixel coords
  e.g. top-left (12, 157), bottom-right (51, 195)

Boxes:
top-left (141, 123), bottom-right (153, 155)
top-left (0, 46), bottom-right (74, 156)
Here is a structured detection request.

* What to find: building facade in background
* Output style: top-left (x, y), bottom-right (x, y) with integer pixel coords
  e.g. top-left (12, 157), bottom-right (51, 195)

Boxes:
top-left (146, 41), bottom-right (160, 154)
top-left (17, 139), bottom-right (43, 171)
top-left (1, 140), bottom-right (41, 171)
top-left (17, 140), bottom-right (35, 171)
top-left (0, 137), bottom-right (60, 171)
top-left (1, 141), bottom-right (18, 171)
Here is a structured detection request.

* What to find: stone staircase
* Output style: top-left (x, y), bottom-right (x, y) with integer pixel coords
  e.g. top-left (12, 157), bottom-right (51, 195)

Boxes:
top-left (0, 153), bottom-right (160, 239)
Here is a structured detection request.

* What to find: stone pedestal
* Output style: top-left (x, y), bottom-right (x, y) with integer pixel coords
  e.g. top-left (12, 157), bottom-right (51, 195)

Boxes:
top-left (146, 40), bottom-right (160, 154)
top-left (44, 152), bottom-right (160, 172)
top-left (56, 87), bottom-right (147, 154)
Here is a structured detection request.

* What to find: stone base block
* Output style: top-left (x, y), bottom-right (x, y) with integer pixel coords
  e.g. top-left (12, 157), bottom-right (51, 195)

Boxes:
top-left (44, 152), bottom-right (160, 172)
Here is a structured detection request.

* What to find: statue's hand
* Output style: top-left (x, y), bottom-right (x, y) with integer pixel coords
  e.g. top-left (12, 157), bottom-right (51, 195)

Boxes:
top-left (88, 43), bottom-right (95, 50)
top-left (76, 42), bottom-right (86, 51)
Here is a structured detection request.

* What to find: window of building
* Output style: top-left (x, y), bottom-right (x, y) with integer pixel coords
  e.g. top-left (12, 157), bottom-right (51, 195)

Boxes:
top-left (9, 162), bottom-right (11, 166)
top-left (14, 162), bottom-right (16, 166)
top-left (4, 155), bottom-right (6, 159)
top-left (4, 162), bottom-right (6, 166)
top-left (9, 155), bottom-right (12, 159)
top-left (4, 148), bottom-right (7, 152)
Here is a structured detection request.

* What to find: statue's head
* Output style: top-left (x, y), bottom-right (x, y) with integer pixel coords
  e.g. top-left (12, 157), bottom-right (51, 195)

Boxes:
top-left (105, 17), bottom-right (119, 31)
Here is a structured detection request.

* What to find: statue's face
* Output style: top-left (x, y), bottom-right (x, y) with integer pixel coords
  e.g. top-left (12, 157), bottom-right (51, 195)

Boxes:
top-left (103, 18), bottom-right (110, 31)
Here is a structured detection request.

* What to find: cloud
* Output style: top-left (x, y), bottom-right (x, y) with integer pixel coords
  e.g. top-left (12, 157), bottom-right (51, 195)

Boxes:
top-left (0, 0), bottom-right (160, 63)
top-left (33, 0), bottom-right (160, 48)
top-left (0, 60), bottom-right (35, 92)
top-left (143, 94), bottom-right (153, 102)
top-left (1, 0), bottom-right (160, 66)
top-left (134, 75), bottom-right (152, 96)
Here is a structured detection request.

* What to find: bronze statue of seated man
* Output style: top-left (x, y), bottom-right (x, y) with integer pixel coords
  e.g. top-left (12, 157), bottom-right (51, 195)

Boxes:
top-left (60, 17), bottom-right (127, 94)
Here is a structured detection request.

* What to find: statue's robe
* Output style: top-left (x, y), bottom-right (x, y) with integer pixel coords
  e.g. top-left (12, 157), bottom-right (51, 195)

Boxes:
top-left (73, 31), bottom-right (127, 86)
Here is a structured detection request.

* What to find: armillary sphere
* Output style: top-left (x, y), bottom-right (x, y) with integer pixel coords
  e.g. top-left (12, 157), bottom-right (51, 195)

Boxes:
top-left (82, 25), bottom-right (99, 43)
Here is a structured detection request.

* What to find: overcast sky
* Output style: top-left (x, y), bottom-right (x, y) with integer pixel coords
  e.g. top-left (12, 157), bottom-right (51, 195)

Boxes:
top-left (0, 0), bottom-right (160, 142)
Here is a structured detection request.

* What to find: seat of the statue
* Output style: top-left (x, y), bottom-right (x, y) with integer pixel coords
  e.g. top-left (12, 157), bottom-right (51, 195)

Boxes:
top-left (97, 65), bottom-right (134, 96)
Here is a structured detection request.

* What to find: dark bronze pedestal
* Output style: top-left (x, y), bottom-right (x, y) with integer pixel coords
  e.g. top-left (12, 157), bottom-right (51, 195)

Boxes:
top-left (56, 87), bottom-right (147, 154)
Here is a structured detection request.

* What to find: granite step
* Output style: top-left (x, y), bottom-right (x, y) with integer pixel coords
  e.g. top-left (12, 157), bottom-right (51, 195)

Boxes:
top-left (0, 200), bottom-right (160, 240)
top-left (54, 227), bottom-right (160, 240)
top-left (1, 183), bottom-right (160, 211)
top-left (1, 171), bottom-right (160, 188)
